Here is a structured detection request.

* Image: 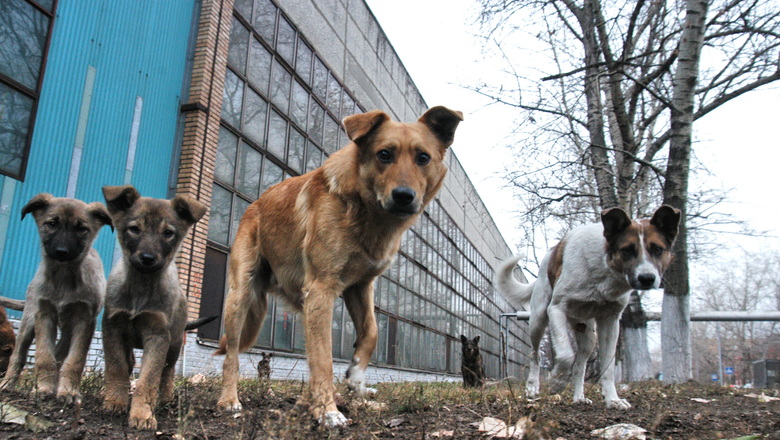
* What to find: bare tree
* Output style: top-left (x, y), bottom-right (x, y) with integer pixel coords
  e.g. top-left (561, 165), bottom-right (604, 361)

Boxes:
top-left (475, 0), bottom-right (780, 382)
top-left (692, 251), bottom-right (780, 384)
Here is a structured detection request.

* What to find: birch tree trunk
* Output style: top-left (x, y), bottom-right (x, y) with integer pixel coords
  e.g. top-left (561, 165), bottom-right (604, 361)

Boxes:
top-left (661, 0), bottom-right (709, 383)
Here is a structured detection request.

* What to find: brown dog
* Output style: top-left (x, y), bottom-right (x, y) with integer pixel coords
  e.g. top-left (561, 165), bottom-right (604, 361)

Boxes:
top-left (101, 186), bottom-right (206, 430)
top-left (0, 194), bottom-right (112, 402)
top-left (215, 106), bottom-right (463, 425)
top-left (0, 305), bottom-right (16, 377)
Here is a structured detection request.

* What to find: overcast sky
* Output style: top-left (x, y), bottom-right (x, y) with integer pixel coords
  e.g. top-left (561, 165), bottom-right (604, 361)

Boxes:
top-left (365, 0), bottom-right (780, 260)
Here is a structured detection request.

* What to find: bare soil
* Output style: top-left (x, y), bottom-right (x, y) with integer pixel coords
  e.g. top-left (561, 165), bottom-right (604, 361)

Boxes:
top-left (1, 373), bottom-right (778, 439)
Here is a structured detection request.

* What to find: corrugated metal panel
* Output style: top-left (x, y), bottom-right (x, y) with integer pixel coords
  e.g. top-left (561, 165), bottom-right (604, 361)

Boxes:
top-left (0, 0), bottom-right (197, 312)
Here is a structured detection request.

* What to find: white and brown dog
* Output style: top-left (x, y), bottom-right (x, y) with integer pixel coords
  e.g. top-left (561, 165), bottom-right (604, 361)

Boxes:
top-left (496, 205), bottom-right (680, 409)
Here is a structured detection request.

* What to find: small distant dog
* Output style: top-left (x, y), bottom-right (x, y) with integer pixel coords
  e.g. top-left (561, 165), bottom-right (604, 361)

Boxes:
top-left (0, 305), bottom-right (16, 376)
top-left (461, 335), bottom-right (485, 388)
top-left (496, 205), bottom-right (680, 409)
top-left (257, 352), bottom-right (273, 380)
top-left (0, 194), bottom-right (112, 403)
top-left (100, 185), bottom-right (206, 430)
top-left (216, 106), bottom-right (463, 426)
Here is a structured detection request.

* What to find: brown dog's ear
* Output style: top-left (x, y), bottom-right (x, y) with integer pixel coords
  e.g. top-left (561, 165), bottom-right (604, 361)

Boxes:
top-left (418, 106), bottom-right (464, 148)
top-left (87, 202), bottom-right (114, 232)
top-left (601, 207), bottom-right (632, 243)
top-left (102, 185), bottom-right (141, 215)
top-left (21, 193), bottom-right (54, 220)
top-left (473, 335), bottom-right (480, 344)
top-left (342, 110), bottom-right (390, 145)
top-left (172, 196), bottom-right (207, 225)
top-left (460, 334), bottom-right (467, 344)
top-left (650, 205), bottom-right (681, 245)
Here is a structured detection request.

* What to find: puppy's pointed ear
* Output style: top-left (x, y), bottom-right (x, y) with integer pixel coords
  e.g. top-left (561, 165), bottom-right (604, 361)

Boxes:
top-left (87, 202), bottom-right (114, 232)
top-left (601, 207), bottom-right (631, 243)
top-left (21, 193), bottom-right (53, 220)
top-left (102, 185), bottom-right (141, 215)
top-left (343, 110), bottom-right (390, 145)
top-left (473, 335), bottom-right (480, 344)
top-left (460, 335), bottom-right (467, 344)
top-left (418, 106), bottom-right (463, 148)
top-left (172, 196), bottom-right (207, 225)
top-left (650, 205), bottom-right (681, 245)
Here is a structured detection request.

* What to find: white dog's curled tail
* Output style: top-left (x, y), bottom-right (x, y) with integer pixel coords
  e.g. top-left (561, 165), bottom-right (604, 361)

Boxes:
top-left (495, 255), bottom-right (534, 310)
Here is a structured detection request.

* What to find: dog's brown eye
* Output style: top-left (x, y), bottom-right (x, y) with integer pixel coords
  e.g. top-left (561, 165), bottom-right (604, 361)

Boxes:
top-left (127, 226), bottom-right (141, 235)
top-left (163, 229), bottom-right (176, 239)
top-left (649, 244), bottom-right (664, 257)
top-left (77, 225), bottom-right (90, 235)
top-left (416, 152), bottom-right (431, 165)
top-left (376, 149), bottom-right (393, 164)
top-left (44, 220), bottom-right (57, 228)
top-left (620, 246), bottom-right (636, 259)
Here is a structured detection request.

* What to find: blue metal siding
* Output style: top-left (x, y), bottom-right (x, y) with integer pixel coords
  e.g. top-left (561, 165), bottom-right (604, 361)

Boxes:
top-left (0, 0), bottom-right (197, 316)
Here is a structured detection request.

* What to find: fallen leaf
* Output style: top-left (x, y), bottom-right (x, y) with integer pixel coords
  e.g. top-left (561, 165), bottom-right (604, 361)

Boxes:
top-left (591, 423), bottom-right (647, 440)
top-left (429, 430), bottom-right (455, 437)
top-left (188, 373), bottom-right (206, 384)
top-left (474, 416), bottom-right (529, 438)
top-left (386, 416), bottom-right (407, 427)
top-left (690, 398), bottom-right (711, 403)
top-left (744, 392), bottom-right (780, 402)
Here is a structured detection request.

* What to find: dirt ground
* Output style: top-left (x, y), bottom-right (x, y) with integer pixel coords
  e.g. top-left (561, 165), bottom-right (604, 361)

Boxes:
top-left (1, 374), bottom-right (779, 439)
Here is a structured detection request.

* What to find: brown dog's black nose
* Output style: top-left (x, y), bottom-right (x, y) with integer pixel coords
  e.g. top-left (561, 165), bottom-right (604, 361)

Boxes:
top-left (140, 253), bottom-right (157, 267)
top-left (391, 187), bottom-right (416, 207)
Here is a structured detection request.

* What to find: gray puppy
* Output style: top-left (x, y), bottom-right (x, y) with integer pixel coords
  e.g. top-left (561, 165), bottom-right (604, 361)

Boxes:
top-left (100, 185), bottom-right (206, 430)
top-left (0, 194), bottom-right (112, 403)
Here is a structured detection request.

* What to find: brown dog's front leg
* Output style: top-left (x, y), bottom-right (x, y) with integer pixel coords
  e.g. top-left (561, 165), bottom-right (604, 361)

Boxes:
top-left (56, 302), bottom-right (97, 404)
top-left (128, 312), bottom-right (171, 430)
top-left (102, 313), bottom-right (132, 413)
top-left (304, 281), bottom-right (346, 426)
top-left (343, 282), bottom-right (378, 396)
top-left (33, 300), bottom-right (59, 395)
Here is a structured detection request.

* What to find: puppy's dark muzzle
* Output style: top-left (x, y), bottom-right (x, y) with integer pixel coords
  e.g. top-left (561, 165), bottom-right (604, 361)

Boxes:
top-left (130, 252), bottom-right (164, 274)
top-left (384, 187), bottom-right (418, 217)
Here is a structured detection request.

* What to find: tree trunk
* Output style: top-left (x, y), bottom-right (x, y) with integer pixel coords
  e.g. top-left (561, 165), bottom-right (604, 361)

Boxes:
top-left (661, 0), bottom-right (709, 384)
top-left (621, 291), bottom-right (653, 381)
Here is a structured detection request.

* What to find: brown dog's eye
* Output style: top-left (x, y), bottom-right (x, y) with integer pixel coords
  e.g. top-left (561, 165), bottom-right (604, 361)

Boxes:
top-left (416, 152), bottom-right (431, 165)
top-left (77, 225), bottom-right (90, 235)
top-left (376, 149), bottom-right (393, 164)
top-left (649, 244), bottom-right (664, 257)
top-left (44, 220), bottom-right (57, 229)
top-left (127, 226), bottom-right (141, 235)
top-left (620, 245), bottom-right (636, 259)
top-left (163, 229), bottom-right (176, 239)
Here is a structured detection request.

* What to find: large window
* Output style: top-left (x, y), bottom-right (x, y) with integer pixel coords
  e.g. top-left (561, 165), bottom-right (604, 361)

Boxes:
top-left (0, 0), bottom-right (55, 180)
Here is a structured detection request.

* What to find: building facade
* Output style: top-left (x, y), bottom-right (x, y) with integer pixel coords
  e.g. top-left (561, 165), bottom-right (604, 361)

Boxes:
top-left (0, 0), bottom-right (528, 381)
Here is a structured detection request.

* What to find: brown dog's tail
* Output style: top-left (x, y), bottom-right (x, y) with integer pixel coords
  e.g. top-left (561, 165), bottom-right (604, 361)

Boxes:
top-left (0, 296), bottom-right (24, 311)
top-left (185, 315), bottom-right (218, 331)
top-left (213, 294), bottom-right (266, 355)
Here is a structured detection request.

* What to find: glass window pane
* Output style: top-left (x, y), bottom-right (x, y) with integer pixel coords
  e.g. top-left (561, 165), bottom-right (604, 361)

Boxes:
top-left (208, 184), bottom-right (232, 245)
top-left (295, 38), bottom-right (312, 84)
top-left (256, 296), bottom-right (274, 347)
top-left (276, 16), bottom-right (295, 65)
top-left (221, 70), bottom-right (244, 129)
top-left (331, 298), bottom-right (343, 359)
top-left (230, 196), bottom-right (250, 244)
top-left (287, 128), bottom-right (305, 173)
top-left (290, 80), bottom-right (308, 129)
top-left (341, 318), bottom-right (355, 360)
top-left (273, 301), bottom-right (294, 350)
top-left (227, 17), bottom-right (249, 75)
top-left (312, 57), bottom-right (328, 102)
top-left (0, 83), bottom-right (33, 177)
top-left (236, 142), bottom-right (262, 198)
top-left (269, 60), bottom-right (291, 113)
top-left (215, 126), bottom-right (238, 185)
top-left (267, 110), bottom-right (286, 160)
top-left (341, 94), bottom-right (355, 119)
top-left (375, 312), bottom-right (388, 363)
top-left (326, 73), bottom-right (341, 113)
top-left (247, 37), bottom-right (272, 94)
top-left (242, 88), bottom-right (267, 147)
top-left (307, 100), bottom-right (324, 144)
top-left (0, 0), bottom-right (48, 90)
top-left (252, 0), bottom-right (276, 44)
top-left (305, 141), bottom-right (321, 173)
top-left (260, 158), bottom-right (283, 195)
top-left (323, 116), bottom-right (339, 154)
top-left (234, 0), bottom-right (252, 20)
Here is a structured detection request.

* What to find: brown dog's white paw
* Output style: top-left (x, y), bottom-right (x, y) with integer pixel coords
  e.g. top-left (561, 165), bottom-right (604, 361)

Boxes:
top-left (321, 410), bottom-right (349, 427)
top-left (217, 397), bottom-right (243, 412)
